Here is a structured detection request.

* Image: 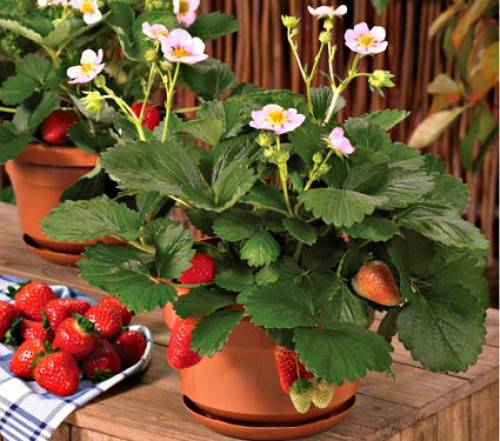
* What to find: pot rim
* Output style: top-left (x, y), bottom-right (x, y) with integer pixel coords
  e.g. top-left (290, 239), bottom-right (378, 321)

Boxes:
top-left (13, 143), bottom-right (97, 167)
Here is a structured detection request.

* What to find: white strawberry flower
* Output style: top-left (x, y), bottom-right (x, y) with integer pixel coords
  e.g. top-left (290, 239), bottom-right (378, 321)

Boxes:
top-left (70, 0), bottom-right (102, 25)
top-left (67, 49), bottom-right (105, 84)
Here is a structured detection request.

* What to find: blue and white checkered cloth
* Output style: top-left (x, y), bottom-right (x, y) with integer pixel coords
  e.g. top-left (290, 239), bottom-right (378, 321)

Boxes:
top-left (0, 275), bottom-right (153, 441)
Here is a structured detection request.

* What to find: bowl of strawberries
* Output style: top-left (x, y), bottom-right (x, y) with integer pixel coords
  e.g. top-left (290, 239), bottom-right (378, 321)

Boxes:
top-left (0, 278), bottom-right (151, 397)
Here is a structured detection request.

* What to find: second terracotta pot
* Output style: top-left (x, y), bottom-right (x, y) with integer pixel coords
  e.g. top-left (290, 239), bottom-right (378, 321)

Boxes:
top-left (5, 143), bottom-right (97, 253)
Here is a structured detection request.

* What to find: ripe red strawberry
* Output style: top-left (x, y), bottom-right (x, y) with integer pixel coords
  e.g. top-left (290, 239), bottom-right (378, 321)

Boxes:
top-left (85, 305), bottom-right (122, 340)
top-left (44, 298), bottom-right (91, 331)
top-left (53, 315), bottom-right (97, 360)
top-left (41, 109), bottom-right (79, 145)
top-left (34, 352), bottom-right (80, 397)
top-left (82, 338), bottom-right (122, 380)
top-left (352, 260), bottom-right (401, 307)
top-left (13, 281), bottom-right (56, 321)
top-left (10, 339), bottom-right (46, 379)
top-left (178, 253), bottom-right (217, 285)
top-left (274, 346), bottom-right (312, 393)
top-left (20, 319), bottom-right (52, 342)
top-left (98, 296), bottom-right (133, 326)
top-left (0, 301), bottom-right (20, 341)
top-left (166, 317), bottom-right (201, 369)
top-left (131, 102), bottom-right (161, 131)
top-left (114, 330), bottom-right (147, 368)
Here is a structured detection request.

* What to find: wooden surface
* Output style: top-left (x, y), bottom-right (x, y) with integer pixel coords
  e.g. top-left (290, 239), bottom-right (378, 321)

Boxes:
top-left (0, 202), bottom-right (498, 441)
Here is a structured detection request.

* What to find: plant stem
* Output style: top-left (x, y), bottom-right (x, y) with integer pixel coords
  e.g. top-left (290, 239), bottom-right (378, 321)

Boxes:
top-left (275, 136), bottom-right (294, 217)
top-left (139, 51), bottom-right (158, 123)
top-left (174, 106), bottom-right (200, 113)
top-left (293, 242), bottom-right (304, 261)
top-left (161, 63), bottom-right (181, 142)
top-left (0, 106), bottom-right (16, 113)
top-left (129, 240), bottom-right (155, 254)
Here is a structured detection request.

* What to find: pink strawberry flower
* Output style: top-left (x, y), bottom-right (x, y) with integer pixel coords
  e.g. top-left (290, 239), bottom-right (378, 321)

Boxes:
top-left (173, 0), bottom-right (200, 27)
top-left (161, 29), bottom-right (208, 64)
top-left (67, 49), bottom-right (105, 84)
top-left (344, 22), bottom-right (388, 55)
top-left (142, 22), bottom-right (169, 42)
top-left (250, 104), bottom-right (306, 135)
top-left (307, 5), bottom-right (347, 18)
top-left (326, 127), bottom-right (355, 156)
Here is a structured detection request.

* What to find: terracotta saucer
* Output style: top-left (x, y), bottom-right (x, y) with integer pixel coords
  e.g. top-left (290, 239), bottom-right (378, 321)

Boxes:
top-left (182, 395), bottom-right (356, 441)
top-left (23, 234), bottom-right (82, 267)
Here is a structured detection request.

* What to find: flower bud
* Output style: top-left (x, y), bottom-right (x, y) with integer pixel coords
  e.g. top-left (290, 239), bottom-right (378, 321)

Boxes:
top-left (318, 164), bottom-right (330, 175)
top-left (369, 70), bottom-right (395, 90)
top-left (290, 27), bottom-right (299, 38)
top-left (312, 152), bottom-right (323, 164)
top-left (263, 148), bottom-right (274, 158)
top-left (319, 31), bottom-right (331, 44)
top-left (281, 15), bottom-right (300, 28)
top-left (80, 91), bottom-right (104, 116)
top-left (93, 75), bottom-right (106, 88)
top-left (144, 48), bottom-right (157, 62)
top-left (257, 132), bottom-right (274, 148)
top-left (323, 18), bottom-right (334, 31)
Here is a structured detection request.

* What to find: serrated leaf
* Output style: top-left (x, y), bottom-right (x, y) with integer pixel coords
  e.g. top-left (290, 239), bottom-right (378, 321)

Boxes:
top-left (240, 181), bottom-right (287, 214)
top-left (174, 287), bottom-right (236, 318)
top-left (294, 325), bottom-right (393, 384)
top-left (42, 20), bottom-right (71, 47)
top-left (1, 74), bottom-right (37, 105)
top-left (344, 119), bottom-right (391, 151)
top-left (0, 122), bottom-right (31, 164)
top-left (377, 309), bottom-right (400, 342)
top-left (42, 196), bottom-right (142, 242)
top-left (423, 174), bottom-right (469, 213)
top-left (397, 203), bottom-right (488, 250)
top-left (215, 264), bottom-right (254, 292)
top-left (17, 54), bottom-right (50, 82)
top-left (240, 232), bottom-right (281, 267)
top-left (188, 12), bottom-right (239, 41)
top-left (60, 165), bottom-right (107, 202)
top-left (180, 119), bottom-right (225, 145)
top-left (213, 159), bottom-right (258, 210)
top-left (0, 18), bottom-right (43, 43)
top-left (371, 0), bottom-right (389, 14)
top-left (245, 281), bottom-right (316, 328)
top-left (13, 90), bottom-right (58, 132)
top-left (288, 120), bottom-right (327, 164)
top-left (344, 217), bottom-right (398, 242)
top-left (311, 86), bottom-right (345, 120)
top-left (282, 218), bottom-right (317, 245)
top-left (79, 244), bottom-right (175, 313)
top-left (191, 309), bottom-right (244, 356)
top-left (360, 109), bottom-right (410, 130)
top-left (300, 188), bottom-right (379, 227)
top-left (212, 209), bottom-right (260, 241)
top-left (152, 221), bottom-right (195, 279)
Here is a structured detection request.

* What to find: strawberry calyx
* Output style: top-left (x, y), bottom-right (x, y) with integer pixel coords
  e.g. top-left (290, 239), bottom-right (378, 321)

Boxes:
top-left (91, 367), bottom-right (114, 381)
top-left (73, 313), bottom-right (99, 336)
top-left (3, 317), bottom-right (23, 345)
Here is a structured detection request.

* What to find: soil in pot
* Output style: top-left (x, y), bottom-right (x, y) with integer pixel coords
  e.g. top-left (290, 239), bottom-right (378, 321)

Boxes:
top-left (6, 143), bottom-right (97, 254)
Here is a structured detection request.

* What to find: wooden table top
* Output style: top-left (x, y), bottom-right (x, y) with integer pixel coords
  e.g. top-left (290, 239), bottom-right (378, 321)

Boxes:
top-left (0, 202), bottom-right (497, 441)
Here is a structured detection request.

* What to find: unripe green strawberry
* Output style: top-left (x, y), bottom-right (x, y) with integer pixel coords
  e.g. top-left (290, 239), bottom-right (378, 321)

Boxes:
top-left (289, 379), bottom-right (313, 414)
top-left (34, 352), bottom-right (80, 397)
top-left (352, 260), bottom-right (401, 306)
top-left (274, 346), bottom-right (313, 393)
top-left (311, 379), bottom-right (336, 409)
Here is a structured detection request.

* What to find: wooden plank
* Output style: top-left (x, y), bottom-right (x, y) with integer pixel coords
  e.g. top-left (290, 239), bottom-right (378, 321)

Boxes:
top-left (470, 383), bottom-right (499, 441)
top-left (436, 399), bottom-right (471, 441)
top-left (399, 415), bottom-right (437, 441)
top-left (71, 427), bottom-right (128, 441)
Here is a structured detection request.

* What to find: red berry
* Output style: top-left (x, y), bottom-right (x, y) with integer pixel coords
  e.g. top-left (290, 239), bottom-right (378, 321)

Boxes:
top-left (41, 110), bottom-right (79, 145)
top-left (178, 253), bottom-right (216, 285)
top-left (352, 260), bottom-right (401, 307)
top-left (10, 339), bottom-right (46, 379)
top-left (85, 305), bottom-right (122, 340)
top-left (166, 317), bottom-right (201, 369)
top-left (82, 338), bottom-right (122, 380)
top-left (20, 319), bottom-right (52, 342)
top-left (131, 102), bottom-right (161, 131)
top-left (53, 315), bottom-right (97, 360)
top-left (274, 346), bottom-right (312, 393)
top-left (0, 301), bottom-right (20, 341)
top-left (34, 352), bottom-right (80, 397)
top-left (44, 298), bottom-right (91, 331)
top-left (98, 296), bottom-right (133, 326)
top-left (14, 281), bottom-right (56, 321)
top-left (114, 330), bottom-right (147, 368)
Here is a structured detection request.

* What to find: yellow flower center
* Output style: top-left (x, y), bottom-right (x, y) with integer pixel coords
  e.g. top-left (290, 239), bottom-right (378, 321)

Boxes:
top-left (266, 109), bottom-right (287, 126)
top-left (81, 62), bottom-right (95, 75)
top-left (358, 33), bottom-right (375, 48)
top-left (179, 0), bottom-right (190, 13)
top-left (81, 0), bottom-right (95, 14)
top-left (172, 47), bottom-right (189, 58)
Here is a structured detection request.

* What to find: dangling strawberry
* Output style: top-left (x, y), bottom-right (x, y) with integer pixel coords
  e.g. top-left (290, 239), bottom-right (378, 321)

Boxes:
top-left (34, 352), bottom-right (80, 397)
top-left (85, 305), bottom-right (122, 340)
top-left (352, 260), bottom-right (401, 306)
top-left (44, 298), bottom-right (91, 331)
top-left (10, 339), bottom-right (46, 379)
top-left (82, 338), bottom-right (122, 380)
top-left (53, 315), bottom-right (97, 360)
top-left (131, 102), bottom-right (161, 131)
top-left (41, 109), bottom-right (79, 145)
top-left (113, 329), bottom-right (147, 368)
top-left (289, 379), bottom-right (313, 414)
top-left (13, 281), bottom-right (56, 321)
top-left (20, 319), bottom-right (52, 342)
top-left (178, 253), bottom-right (217, 285)
top-left (166, 317), bottom-right (201, 369)
top-left (98, 296), bottom-right (133, 326)
top-left (274, 346), bottom-right (312, 393)
top-left (0, 301), bottom-right (20, 341)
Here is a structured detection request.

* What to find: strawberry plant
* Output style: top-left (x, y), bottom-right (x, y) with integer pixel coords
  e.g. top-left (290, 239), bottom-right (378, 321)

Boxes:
top-left (42, 3), bottom-right (489, 412)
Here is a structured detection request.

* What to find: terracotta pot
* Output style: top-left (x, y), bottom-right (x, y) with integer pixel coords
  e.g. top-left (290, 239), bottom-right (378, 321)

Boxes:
top-left (5, 143), bottom-right (97, 253)
top-left (163, 287), bottom-right (190, 330)
top-left (164, 309), bottom-right (358, 439)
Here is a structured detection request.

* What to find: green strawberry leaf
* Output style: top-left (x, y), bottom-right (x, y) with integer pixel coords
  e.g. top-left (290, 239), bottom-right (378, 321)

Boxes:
top-left (344, 217), bottom-right (398, 242)
top-left (212, 209), bottom-right (260, 241)
top-left (215, 263), bottom-right (254, 292)
top-left (188, 12), bottom-right (239, 41)
top-left (240, 232), bottom-right (281, 267)
top-left (360, 109), bottom-right (410, 131)
top-left (282, 218), bottom-right (317, 245)
top-left (423, 174), bottom-right (470, 214)
top-left (294, 324), bottom-right (394, 384)
top-left (174, 287), bottom-right (236, 318)
top-left (191, 309), bottom-right (244, 356)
